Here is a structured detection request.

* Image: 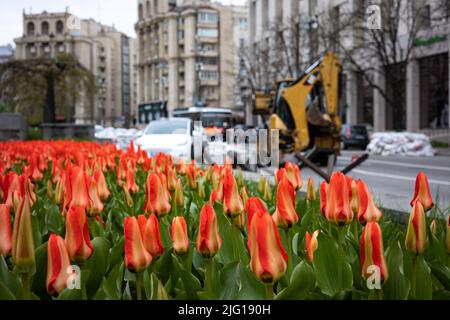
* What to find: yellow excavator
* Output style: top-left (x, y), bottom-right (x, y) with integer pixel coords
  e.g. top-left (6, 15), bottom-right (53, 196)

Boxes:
top-left (253, 52), bottom-right (367, 180)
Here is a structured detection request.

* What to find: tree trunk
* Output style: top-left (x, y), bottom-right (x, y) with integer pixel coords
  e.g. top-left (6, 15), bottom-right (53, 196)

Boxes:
top-left (45, 73), bottom-right (56, 123)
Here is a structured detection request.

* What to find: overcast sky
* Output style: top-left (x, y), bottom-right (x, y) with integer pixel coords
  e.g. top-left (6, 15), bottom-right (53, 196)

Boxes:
top-left (0, 0), bottom-right (247, 46)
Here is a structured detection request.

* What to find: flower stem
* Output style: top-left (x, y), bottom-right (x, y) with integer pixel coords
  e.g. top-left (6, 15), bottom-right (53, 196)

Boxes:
top-left (376, 289), bottom-right (383, 300)
top-left (337, 227), bottom-right (344, 288)
top-left (205, 258), bottom-right (214, 295)
top-left (21, 272), bottom-right (31, 300)
top-left (136, 271), bottom-right (143, 300)
top-left (231, 224), bottom-right (239, 261)
top-left (411, 256), bottom-right (417, 299)
top-left (284, 229), bottom-right (293, 282)
top-left (265, 283), bottom-right (274, 300)
top-left (353, 219), bottom-right (359, 241)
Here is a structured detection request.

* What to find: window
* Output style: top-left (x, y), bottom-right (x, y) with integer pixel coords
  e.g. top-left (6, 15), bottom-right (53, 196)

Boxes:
top-left (26, 22), bottom-right (35, 36)
top-left (198, 12), bottom-right (218, 24)
top-left (200, 71), bottom-right (219, 81)
top-left (153, 0), bottom-right (158, 14)
top-left (239, 18), bottom-right (248, 31)
top-left (198, 28), bottom-right (218, 38)
top-left (138, 4), bottom-right (143, 20)
top-left (239, 38), bottom-right (245, 48)
top-left (41, 21), bottom-right (49, 35)
top-left (200, 43), bottom-right (216, 52)
top-left (56, 20), bottom-right (64, 34)
top-left (200, 57), bottom-right (218, 65)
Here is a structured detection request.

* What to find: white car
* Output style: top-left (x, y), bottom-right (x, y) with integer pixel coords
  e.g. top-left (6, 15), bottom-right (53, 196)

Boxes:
top-left (135, 118), bottom-right (193, 160)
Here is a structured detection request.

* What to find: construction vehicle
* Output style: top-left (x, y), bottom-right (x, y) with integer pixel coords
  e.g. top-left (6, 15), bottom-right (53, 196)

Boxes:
top-left (253, 52), bottom-right (368, 181)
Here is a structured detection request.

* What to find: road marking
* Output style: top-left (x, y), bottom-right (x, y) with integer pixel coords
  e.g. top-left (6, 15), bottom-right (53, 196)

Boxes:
top-left (340, 157), bottom-right (450, 172)
top-left (352, 169), bottom-right (450, 186)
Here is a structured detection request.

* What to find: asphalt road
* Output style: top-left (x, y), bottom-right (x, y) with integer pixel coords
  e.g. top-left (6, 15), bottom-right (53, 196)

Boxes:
top-left (246, 150), bottom-right (450, 214)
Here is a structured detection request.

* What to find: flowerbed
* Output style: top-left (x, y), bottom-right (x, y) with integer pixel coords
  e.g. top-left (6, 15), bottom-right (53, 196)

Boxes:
top-left (0, 140), bottom-right (449, 300)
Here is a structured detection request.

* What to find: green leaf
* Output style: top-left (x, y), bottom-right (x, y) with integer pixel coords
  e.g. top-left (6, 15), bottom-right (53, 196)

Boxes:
top-left (0, 280), bottom-right (16, 300)
top-left (428, 261), bottom-right (450, 291)
top-left (0, 256), bottom-right (23, 299)
top-left (31, 242), bottom-right (51, 300)
top-left (414, 255), bottom-right (432, 300)
top-left (276, 261), bottom-right (315, 300)
top-left (219, 261), bottom-right (240, 299)
top-left (236, 263), bottom-right (265, 300)
top-left (382, 240), bottom-right (410, 300)
top-left (57, 288), bottom-right (83, 300)
top-left (312, 232), bottom-right (353, 297)
top-left (82, 237), bottom-right (111, 299)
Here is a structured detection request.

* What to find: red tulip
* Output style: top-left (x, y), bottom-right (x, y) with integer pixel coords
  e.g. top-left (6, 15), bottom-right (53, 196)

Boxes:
top-left (350, 179), bottom-right (359, 215)
top-left (248, 206), bottom-right (287, 284)
top-left (223, 168), bottom-right (244, 217)
top-left (124, 217), bottom-right (152, 272)
top-left (0, 204), bottom-right (12, 257)
top-left (305, 230), bottom-right (319, 262)
top-left (171, 216), bottom-right (190, 254)
top-left (165, 164), bottom-right (178, 191)
top-left (186, 163), bottom-right (197, 189)
top-left (306, 177), bottom-right (316, 201)
top-left (124, 169), bottom-right (139, 194)
top-left (245, 197), bottom-right (268, 231)
top-left (143, 214), bottom-right (164, 259)
top-left (94, 169), bottom-right (110, 201)
top-left (284, 162), bottom-right (302, 190)
top-left (325, 172), bottom-right (353, 225)
top-left (357, 180), bottom-right (382, 225)
top-left (174, 178), bottom-right (184, 208)
top-left (273, 173), bottom-right (299, 229)
top-left (410, 172), bottom-right (434, 211)
top-left (46, 234), bottom-right (72, 296)
top-left (68, 166), bottom-right (90, 209)
top-left (405, 201), bottom-right (427, 255)
top-left (319, 181), bottom-right (328, 216)
top-left (143, 173), bottom-right (171, 217)
top-left (4, 172), bottom-right (20, 211)
top-left (86, 175), bottom-right (103, 215)
top-left (196, 204), bottom-right (222, 259)
top-left (12, 195), bottom-right (35, 273)
top-left (65, 206), bottom-right (94, 262)
top-left (360, 222), bottom-right (389, 283)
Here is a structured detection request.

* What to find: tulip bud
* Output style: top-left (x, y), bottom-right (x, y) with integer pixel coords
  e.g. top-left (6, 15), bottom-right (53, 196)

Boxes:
top-left (446, 215), bottom-right (450, 254)
top-left (197, 177), bottom-right (206, 199)
top-left (87, 175), bottom-right (103, 215)
top-left (144, 173), bottom-right (171, 217)
top-left (124, 188), bottom-right (134, 208)
top-left (46, 234), bottom-right (72, 296)
top-left (223, 169), bottom-right (244, 218)
top-left (12, 195), bottom-right (35, 273)
top-left (196, 204), bottom-right (222, 259)
top-left (410, 171), bottom-right (434, 212)
top-left (430, 219), bottom-right (437, 236)
top-left (69, 167), bottom-right (90, 209)
top-left (143, 214), bottom-right (164, 259)
top-left (237, 169), bottom-right (244, 188)
top-left (360, 222), bottom-right (389, 283)
top-left (305, 230), bottom-right (319, 263)
top-left (240, 186), bottom-right (249, 205)
top-left (405, 201), bottom-right (427, 255)
top-left (5, 172), bottom-right (20, 211)
top-left (262, 178), bottom-right (273, 202)
top-left (248, 207), bottom-right (287, 284)
top-left (124, 217), bottom-right (152, 272)
top-left (325, 172), bottom-right (353, 225)
top-left (186, 164), bottom-right (197, 189)
top-left (176, 158), bottom-right (187, 175)
top-left (124, 169), bottom-right (139, 194)
top-left (156, 280), bottom-right (169, 300)
top-left (257, 176), bottom-right (265, 194)
top-left (171, 216), bottom-right (190, 254)
top-left (174, 178), bottom-right (184, 209)
top-left (245, 197), bottom-right (267, 231)
top-left (306, 177), bottom-right (316, 201)
top-left (165, 164), bottom-right (177, 191)
top-left (47, 180), bottom-right (53, 199)
top-left (285, 162), bottom-right (302, 190)
top-left (65, 206), bottom-right (94, 262)
top-left (273, 174), bottom-right (299, 229)
top-left (357, 180), bottom-right (382, 225)
top-left (94, 169), bottom-right (110, 201)
top-left (0, 204), bottom-right (12, 257)
top-left (319, 181), bottom-right (328, 216)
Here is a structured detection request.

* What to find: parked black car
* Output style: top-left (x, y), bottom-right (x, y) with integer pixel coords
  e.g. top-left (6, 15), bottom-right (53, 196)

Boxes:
top-left (340, 124), bottom-right (369, 150)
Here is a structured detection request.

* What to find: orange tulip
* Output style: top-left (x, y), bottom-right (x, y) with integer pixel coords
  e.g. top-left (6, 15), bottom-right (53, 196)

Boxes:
top-left (86, 175), bottom-right (103, 215)
top-left (306, 177), bottom-right (316, 201)
top-left (357, 180), bottom-right (382, 225)
top-left (410, 171), bottom-right (434, 212)
top-left (4, 172), bottom-right (20, 211)
top-left (405, 201), bottom-right (427, 255)
top-left (325, 172), bottom-right (353, 225)
top-left (285, 162), bottom-right (302, 190)
top-left (240, 186), bottom-right (249, 205)
top-left (27, 153), bottom-right (44, 181)
top-left (171, 216), bottom-right (190, 254)
top-left (273, 173), bottom-right (299, 229)
top-left (305, 230), bottom-right (319, 262)
top-left (94, 169), bottom-right (110, 201)
top-left (248, 206), bottom-right (287, 284)
top-left (319, 181), bottom-right (328, 216)
top-left (186, 163), bottom-right (197, 189)
top-left (196, 204), bottom-right (222, 259)
top-left (0, 204), bottom-right (12, 257)
top-left (12, 195), bottom-right (35, 273)
top-left (143, 173), bottom-right (171, 217)
top-left (46, 234), bottom-right (72, 296)
top-left (65, 206), bottom-right (94, 262)
top-left (165, 164), bottom-right (178, 191)
top-left (143, 214), bottom-right (164, 259)
top-left (124, 217), bottom-right (152, 272)
top-left (68, 166), bottom-right (90, 209)
top-left (245, 197), bottom-right (268, 231)
top-left (223, 169), bottom-right (244, 218)
top-left (124, 169), bottom-right (139, 194)
top-left (176, 158), bottom-right (187, 175)
top-left (360, 222), bottom-right (389, 283)
top-left (174, 178), bottom-right (184, 208)
top-left (262, 178), bottom-right (273, 202)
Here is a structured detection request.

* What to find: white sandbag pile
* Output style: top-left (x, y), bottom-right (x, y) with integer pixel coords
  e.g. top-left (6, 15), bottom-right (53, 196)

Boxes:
top-left (94, 125), bottom-right (143, 150)
top-left (366, 132), bottom-right (435, 157)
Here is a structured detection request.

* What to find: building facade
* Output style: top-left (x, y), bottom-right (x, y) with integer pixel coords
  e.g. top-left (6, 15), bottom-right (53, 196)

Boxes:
top-left (248, 0), bottom-right (450, 132)
top-left (135, 0), bottom-right (248, 122)
top-left (14, 10), bottom-right (138, 126)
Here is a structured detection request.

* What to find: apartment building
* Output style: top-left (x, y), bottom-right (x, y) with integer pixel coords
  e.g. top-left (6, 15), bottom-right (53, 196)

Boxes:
top-left (14, 10), bottom-right (138, 127)
top-left (248, 0), bottom-right (450, 132)
top-left (135, 0), bottom-right (248, 123)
